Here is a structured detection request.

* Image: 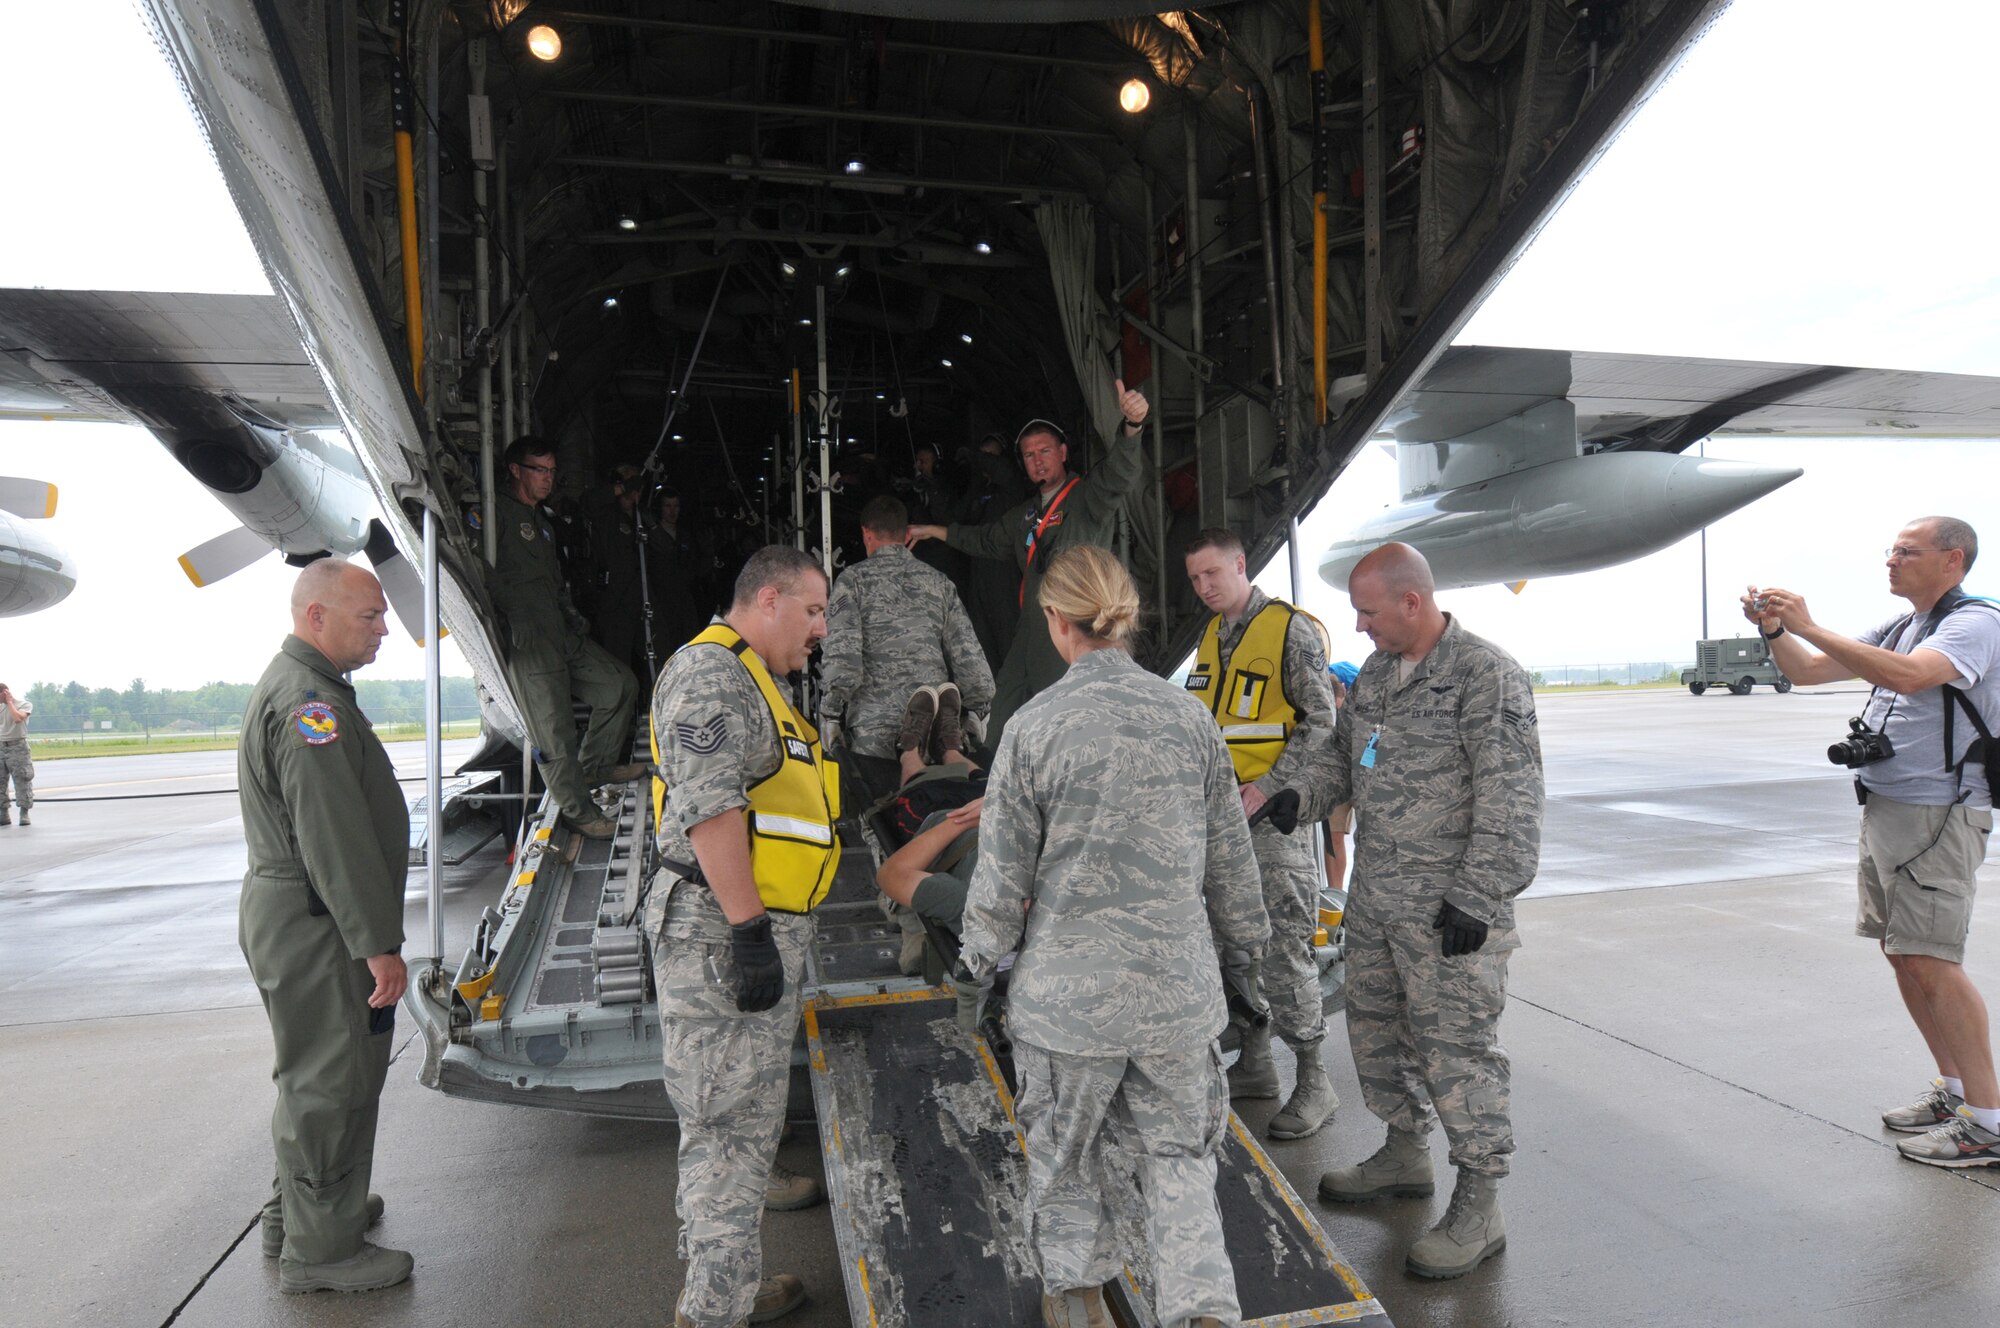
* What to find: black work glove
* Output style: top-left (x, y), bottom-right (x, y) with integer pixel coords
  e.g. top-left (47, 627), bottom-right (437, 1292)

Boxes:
top-left (1247, 788), bottom-right (1301, 835)
top-left (1433, 900), bottom-right (1490, 957)
top-left (729, 915), bottom-right (786, 1012)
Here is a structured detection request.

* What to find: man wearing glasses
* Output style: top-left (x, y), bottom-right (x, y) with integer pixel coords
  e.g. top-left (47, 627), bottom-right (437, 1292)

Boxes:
top-left (906, 379), bottom-right (1150, 748)
top-left (477, 436), bottom-right (644, 839)
top-left (1747, 516), bottom-right (2000, 1170)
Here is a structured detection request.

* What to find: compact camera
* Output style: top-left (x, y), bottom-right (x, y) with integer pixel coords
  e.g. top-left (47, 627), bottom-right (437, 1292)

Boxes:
top-left (1827, 717), bottom-right (1895, 768)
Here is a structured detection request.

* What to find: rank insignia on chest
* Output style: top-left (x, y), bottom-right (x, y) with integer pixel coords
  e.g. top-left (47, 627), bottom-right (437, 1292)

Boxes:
top-left (291, 701), bottom-right (340, 745)
top-left (519, 521), bottom-right (537, 542)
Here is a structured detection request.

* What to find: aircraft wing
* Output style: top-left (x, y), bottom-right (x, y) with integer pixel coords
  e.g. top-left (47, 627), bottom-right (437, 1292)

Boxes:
top-left (0, 288), bottom-right (338, 428)
top-left (1390, 345), bottom-right (2000, 495)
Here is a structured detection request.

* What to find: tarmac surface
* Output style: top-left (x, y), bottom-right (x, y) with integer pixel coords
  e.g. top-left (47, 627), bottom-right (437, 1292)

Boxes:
top-left (5, 693), bottom-right (1999, 1327)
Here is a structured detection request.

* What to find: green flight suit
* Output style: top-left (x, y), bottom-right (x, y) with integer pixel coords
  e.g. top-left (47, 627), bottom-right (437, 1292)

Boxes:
top-left (944, 423), bottom-right (1146, 746)
top-left (479, 492), bottom-right (640, 821)
top-left (237, 636), bottom-right (409, 1267)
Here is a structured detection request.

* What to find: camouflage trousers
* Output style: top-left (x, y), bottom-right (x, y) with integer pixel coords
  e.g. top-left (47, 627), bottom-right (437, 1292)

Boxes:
top-left (1251, 820), bottom-right (1325, 1049)
top-left (1013, 1039), bottom-right (1240, 1328)
top-left (648, 877), bottom-right (813, 1328)
top-left (1, 740), bottom-right (30, 809)
top-left (1344, 909), bottom-right (1514, 1178)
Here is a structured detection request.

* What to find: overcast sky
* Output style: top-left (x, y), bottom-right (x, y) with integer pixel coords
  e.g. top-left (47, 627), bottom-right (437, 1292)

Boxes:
top-left (4, 0), bottom-right (1999, 688)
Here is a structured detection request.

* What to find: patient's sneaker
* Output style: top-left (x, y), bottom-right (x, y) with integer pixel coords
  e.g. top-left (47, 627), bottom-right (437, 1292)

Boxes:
top-left (897, 686), bottom-right (939, 757)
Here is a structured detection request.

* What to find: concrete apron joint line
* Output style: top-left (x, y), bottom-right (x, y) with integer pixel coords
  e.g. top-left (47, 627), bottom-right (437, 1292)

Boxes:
top-left (1512, 993), bottom-right (2000, 1194)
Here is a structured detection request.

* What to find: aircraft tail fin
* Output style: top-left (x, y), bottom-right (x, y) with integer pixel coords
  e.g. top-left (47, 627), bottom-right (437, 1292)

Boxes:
top-left (0, 477), bottom-right (57, 519)
top-left (365, 518), bottom-right (442, 645)
top-left (179, 525), bottom-right (270, 587)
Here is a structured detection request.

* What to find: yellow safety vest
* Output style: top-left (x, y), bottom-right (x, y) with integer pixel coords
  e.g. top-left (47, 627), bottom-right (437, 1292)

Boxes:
top-left (1186, 600), bottom-right (1300, 784)
top-left (651, 624), bottom-right (842, 914)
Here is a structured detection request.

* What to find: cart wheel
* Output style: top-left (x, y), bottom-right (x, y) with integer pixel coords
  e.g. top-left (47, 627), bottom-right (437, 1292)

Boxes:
top-left (1688, 682), bottom-right (1707, 695)
top-left (1730, 677), bottom-right (1754, 696)
top-left (1774, 678), bottom-right (1793, 694)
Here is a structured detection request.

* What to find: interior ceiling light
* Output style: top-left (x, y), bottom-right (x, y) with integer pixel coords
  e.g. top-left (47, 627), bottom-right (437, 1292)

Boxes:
top-left (844, 157), bottom-right (867, 175)
top-left (526, 24), bottom-right (562, 62)
top-left (672, 433), bottom-right (683, 441)
top-left (875, 392), bottom-right (886, 400)
top-left (940, 357), bottom-right (954, 368)
top-left (601, 296), bottom-right (619, 309)
top-left (959, 332), bottom-right (973, 344)
top-left (780, 261), bottom-right (797, 278)
top-left (972, 240), bottom-right (994, 256)
top-left (798, 317), bottom-right (812, 326)
top-left (1119, 78), bottom-right (1150, 114)
top-left (616, 216), bottom-right (637, 231)
top-left (835, 265), bottom-right (852, 279)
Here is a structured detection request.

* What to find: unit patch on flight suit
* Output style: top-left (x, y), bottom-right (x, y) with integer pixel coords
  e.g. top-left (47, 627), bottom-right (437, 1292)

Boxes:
top-left (291, 701), bottom-right (340, 745)
top-left (519, 521), bottom-right (537, 542)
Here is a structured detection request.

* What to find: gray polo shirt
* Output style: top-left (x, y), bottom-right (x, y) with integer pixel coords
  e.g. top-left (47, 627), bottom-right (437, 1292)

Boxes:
top-left (1857, 596), bottom-right (2000, 808)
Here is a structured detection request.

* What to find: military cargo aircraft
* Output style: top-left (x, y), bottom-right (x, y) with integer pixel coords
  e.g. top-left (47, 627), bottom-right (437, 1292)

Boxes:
top-left (25, 2), bottom-right (2000, 1323)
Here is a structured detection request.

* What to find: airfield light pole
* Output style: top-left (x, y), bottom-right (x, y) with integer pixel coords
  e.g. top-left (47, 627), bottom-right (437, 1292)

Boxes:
top-left (423, 507), bottom-right (444, 966)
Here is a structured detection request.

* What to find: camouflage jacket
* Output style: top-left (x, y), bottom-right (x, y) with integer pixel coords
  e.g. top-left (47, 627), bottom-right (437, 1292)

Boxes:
top-left (1328, 616), bottom-right (1544, 934)
top-left (959, 646), bottom-right (1268, 1057)
top-left (821, 544), bottom-right (996, 756)
top-left (1210, 587), bottom-right (1342, 813)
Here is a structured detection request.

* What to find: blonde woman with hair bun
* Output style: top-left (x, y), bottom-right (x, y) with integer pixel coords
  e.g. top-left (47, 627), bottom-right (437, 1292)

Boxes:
top-left (952, 544), bottom-right (1271, 1328)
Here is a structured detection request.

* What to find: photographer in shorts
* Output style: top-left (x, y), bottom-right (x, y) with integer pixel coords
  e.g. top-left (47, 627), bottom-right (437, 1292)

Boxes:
top-left (1746, 515), bottom-right (1999, 1169)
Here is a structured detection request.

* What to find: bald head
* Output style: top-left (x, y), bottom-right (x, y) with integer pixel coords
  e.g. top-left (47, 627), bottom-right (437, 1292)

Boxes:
top-left (291, 559), bottom-right (391, 673)
top-left (1348, 542), bottom-right (1447, 661)
top-left (1351, 542), bottom-right (1435, 602)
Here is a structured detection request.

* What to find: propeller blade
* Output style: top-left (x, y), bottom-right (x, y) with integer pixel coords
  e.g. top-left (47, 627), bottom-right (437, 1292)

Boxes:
top-left (1506, 580), bottom-right (1528, 595)
top-left (0, 477), bottom-right (57, 519)
top-left (178, 525), bottom-right (271, 588)
top-left (364, 519), bottom-right (443, 645)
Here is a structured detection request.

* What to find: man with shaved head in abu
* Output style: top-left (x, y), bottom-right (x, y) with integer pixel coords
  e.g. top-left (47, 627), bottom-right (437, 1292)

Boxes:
top-left (1314, 542), bottom-right (1544, 1281)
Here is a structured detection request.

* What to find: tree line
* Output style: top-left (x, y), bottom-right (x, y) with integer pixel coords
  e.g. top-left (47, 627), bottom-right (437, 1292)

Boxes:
top-left (20, 677), bottom-right (482, 735)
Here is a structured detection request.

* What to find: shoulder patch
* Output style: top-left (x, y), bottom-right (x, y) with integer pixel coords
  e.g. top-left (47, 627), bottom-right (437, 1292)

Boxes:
top-left (676, 715), bottom-right (728, 755)
top-left (291, 701), bottom-right (340, 745)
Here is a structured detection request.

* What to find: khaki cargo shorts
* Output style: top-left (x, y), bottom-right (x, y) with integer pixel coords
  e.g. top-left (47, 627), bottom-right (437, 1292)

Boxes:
top-left (1856, 794), bottom-right (1993, 962)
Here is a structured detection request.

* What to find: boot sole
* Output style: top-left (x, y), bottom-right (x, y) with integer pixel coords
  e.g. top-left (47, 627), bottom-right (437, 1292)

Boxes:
top-left (764, 1188), bottom-right (826, 1211)
top-left (1405, 1234), bottom-right (1504, 1280)
top-left (1229, 1083), bottom-right (1280, 1100)
top-left (749, 1283), bottom-right (807, 1322)
top-left (1318, 1180), bottom-right (1434, 1203)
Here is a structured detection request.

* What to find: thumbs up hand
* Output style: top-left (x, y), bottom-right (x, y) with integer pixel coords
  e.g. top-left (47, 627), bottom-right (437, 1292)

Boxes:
top-left (1115, 378), bottom-right (1148, 431)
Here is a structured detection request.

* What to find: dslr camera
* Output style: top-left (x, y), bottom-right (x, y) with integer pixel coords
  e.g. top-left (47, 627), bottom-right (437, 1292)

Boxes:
top-left (1827, 717), bottom-right (1894, 768)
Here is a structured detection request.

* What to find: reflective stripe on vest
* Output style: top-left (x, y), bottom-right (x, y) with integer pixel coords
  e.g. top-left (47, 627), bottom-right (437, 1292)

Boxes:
top-left (651, 624), bottom-right (842, 914)
top-left (1186, 601), bottom-right (1299, 784)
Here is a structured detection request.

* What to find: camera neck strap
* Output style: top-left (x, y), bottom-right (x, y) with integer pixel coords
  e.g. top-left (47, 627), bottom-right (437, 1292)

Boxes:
top-left (1877, 586), bottom-right (2000, 781)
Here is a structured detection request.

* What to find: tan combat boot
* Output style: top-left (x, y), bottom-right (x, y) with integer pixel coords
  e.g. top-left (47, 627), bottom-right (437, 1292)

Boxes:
top-left (1229, 1023), bottom-right (1279, 1100)
top-left (277, 1241), bottom-right (414, 1294)
top-left (1267, 1041), bottom-right (1339, 1140)
top-left (1317, 1127), bottom-right (1434, 1202)
top-left (1041, 1284), bottom-right (1112, 1328)
top-left (765, 1162), bottom-right (824, 1211)
top-left (1405, 1172), bottom-right (1505, 1279)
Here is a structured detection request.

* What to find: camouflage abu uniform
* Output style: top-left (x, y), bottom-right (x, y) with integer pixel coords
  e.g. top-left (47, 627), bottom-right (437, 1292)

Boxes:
top-left (645, 637), bottom-right (816, 1328)
top-left (477, 491), bottom-right (639, 822)
top-left (821, 543), bottom-right (994, 757)
top-left (237, 637), bottom-right (408, 1266)
top-left (944, 427), bottom-right (1146, 746)
top-left (1209, 587), bottom-right (1340, 1048)
top-left (1327, 615), bottom-right (1543, 1178)
top-left (0, 693), bottom-right (32, 819)
top-left (961, 647), bottom-right (1267, 1326)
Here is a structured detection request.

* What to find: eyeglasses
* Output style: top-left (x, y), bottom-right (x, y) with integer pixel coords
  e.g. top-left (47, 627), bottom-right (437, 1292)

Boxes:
top-left (1884, 546), bottom-right (1940, 561)
top-left (516, 461), bottom-right (555, 476)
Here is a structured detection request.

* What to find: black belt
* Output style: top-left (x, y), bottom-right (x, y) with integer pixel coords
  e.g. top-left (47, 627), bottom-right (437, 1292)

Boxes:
top-left (661, 856), bottom-right (707, 886)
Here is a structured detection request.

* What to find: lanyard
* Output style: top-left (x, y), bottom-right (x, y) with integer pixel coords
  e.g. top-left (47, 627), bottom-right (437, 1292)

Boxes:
top-left (1020, 476), bottom-right (1081, 606)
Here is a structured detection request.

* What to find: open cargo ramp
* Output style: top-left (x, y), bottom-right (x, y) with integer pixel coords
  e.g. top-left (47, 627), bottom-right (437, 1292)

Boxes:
top-left (805, 989), bottom-right (1391, 1328)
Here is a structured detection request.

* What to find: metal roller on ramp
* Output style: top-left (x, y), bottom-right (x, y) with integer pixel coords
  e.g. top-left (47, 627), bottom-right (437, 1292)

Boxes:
top-left (805, 990), bottom-right (1391, 1328)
